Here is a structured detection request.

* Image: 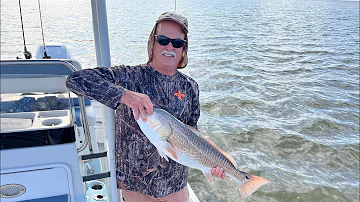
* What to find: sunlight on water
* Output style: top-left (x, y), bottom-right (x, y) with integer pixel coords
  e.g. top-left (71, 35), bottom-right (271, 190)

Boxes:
top-left (1, 0), bottom-right (359, 201)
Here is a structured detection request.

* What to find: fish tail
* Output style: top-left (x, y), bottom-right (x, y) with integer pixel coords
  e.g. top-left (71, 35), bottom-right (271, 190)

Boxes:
top-left (238, 174), bottom-right (269, 200)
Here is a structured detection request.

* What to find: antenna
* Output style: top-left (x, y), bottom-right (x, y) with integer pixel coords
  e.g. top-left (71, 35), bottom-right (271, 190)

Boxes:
top-left (37, 0), bottom-right (51, 59)
top-left (174, 0), bottom-right (177, 13)
top-left (18, 0), bottom-right (31, 59)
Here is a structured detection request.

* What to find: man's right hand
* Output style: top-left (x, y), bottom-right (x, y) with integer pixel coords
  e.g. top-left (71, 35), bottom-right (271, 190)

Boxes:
top-left (119, 90), bottom-right (153, 121)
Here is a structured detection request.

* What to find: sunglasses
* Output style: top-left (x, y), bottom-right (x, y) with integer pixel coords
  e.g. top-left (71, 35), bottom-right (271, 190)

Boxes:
top-left (155, 35), bottom-right (186, 48)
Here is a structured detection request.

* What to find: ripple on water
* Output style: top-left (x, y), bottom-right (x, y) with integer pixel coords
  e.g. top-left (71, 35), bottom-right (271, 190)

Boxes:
top-left (262, 186), bottom-right (355, 202)
top-left (1, 0), bottom-right (359, 201)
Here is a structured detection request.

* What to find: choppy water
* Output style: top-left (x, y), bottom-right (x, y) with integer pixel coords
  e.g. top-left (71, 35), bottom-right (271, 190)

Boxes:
top-left (1, 0), bottom-right (359, 201)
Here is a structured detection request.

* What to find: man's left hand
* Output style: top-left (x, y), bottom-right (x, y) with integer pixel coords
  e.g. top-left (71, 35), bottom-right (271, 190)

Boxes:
top-left (211, 166), bottom-right (226, 179)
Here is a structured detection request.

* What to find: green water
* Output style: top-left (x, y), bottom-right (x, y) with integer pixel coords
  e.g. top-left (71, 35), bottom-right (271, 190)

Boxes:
top-left (1, 0), bottom-right (359, 201)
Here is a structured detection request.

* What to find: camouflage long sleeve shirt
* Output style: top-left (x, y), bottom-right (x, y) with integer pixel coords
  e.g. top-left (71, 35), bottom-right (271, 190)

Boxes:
top-left (66, 63), bottom-right (200, 198)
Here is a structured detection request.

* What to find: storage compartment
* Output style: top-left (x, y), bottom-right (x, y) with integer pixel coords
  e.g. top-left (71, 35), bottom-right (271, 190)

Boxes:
top-left (0, 110), bottom-right (71, 133)
top-left (0, 112), bottom-right (36, 121)
top-left (0, 112), bottom-right (36, 132)
top-left (38, 110), bottom-right (68, 118)
top-left (0, 118), bottom-right (32, 131)
top-left (0, 165), bottom-right (74, 202)
top-left (34, 110), bottom-right (71, 129)
top-left (41, 118), bottom-right (62, 126)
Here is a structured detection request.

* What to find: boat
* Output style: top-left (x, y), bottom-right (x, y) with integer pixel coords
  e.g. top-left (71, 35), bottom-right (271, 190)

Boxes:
top-left (0, 1), bottom-right (200, 201)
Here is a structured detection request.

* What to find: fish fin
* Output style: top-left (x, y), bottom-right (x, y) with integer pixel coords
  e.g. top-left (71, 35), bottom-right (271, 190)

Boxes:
top-left (202, 171), bottom-right (214, 184)
top-left (163, 141), bottom-right (178, 160)
top-left (238, 174), bottom-right (270, 200)
top-left (185, 124), bottom-right (201, 134)
top-left (203, 137), bottom-right (237, 168)
top-left (157, 148), bottom-right (169, 161)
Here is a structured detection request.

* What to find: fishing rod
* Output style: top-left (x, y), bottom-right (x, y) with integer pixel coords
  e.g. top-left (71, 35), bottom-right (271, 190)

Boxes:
top-left (18, 0), bottom-right (32, 59)
top-left (174, 0), bottom-right (177, 13)
top-left (37, 0), bottom-right (51, 59)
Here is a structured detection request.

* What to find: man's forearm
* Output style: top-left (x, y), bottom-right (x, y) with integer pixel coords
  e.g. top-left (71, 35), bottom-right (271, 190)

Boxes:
top-left (66, 68), bottom-right (126, 109)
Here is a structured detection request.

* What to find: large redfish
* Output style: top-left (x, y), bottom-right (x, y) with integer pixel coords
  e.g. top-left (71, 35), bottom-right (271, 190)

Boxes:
top-left (136, 108), bottom-right (269, 200)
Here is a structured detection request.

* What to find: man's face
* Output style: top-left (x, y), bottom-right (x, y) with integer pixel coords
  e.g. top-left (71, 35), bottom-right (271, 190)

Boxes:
top-left (151, 21), bottom-right (185, 75)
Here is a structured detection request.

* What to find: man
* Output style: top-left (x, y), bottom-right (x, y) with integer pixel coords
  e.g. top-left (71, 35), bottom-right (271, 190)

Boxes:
top-left (66, 12), bottom-right (225, 202)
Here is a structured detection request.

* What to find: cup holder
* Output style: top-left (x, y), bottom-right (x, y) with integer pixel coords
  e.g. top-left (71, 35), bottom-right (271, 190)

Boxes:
top-left (93, 194), bottom-right (105, 201)
top-left (91, 184), bottom-right (103, 190)
top-left (41, 118), bottom-right (62, 126)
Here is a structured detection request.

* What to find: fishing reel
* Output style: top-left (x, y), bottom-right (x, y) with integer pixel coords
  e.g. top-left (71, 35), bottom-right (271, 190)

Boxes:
top-left (24, 50), bottom-right (32, 59)
top-left (16, 50), bottom-right (32, 60)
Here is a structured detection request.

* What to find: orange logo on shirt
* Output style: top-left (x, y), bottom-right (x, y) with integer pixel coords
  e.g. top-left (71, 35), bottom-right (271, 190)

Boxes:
top-left (174, 90), bottom-right (185, 100)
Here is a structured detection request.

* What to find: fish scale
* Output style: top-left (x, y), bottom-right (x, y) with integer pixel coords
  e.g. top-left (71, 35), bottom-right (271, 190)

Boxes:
top-left (137, 108), bottom-right (270, 200)
top-left (166, 118), bottom-right (239, 175)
